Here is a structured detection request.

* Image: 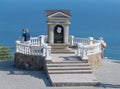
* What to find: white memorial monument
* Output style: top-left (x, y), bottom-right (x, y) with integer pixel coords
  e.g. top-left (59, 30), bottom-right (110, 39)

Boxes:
top-left (46, 10), bottom-right (73, 53)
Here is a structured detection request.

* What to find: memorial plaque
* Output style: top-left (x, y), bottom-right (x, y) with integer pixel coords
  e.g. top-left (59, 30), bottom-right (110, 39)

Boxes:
top-left (54, 25), bottom-right (64, 43)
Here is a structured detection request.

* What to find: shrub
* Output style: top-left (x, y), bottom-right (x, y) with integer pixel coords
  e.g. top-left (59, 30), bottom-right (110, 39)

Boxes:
top-left (0, 45), bottom-right (12, 60)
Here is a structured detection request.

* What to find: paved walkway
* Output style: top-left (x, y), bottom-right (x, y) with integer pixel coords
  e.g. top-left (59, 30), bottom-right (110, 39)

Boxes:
top-left (0, 59), bottom-right (120, 89)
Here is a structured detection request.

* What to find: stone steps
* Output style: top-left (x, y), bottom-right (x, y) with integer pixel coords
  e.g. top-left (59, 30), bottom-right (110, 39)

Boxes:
top-left (51, 49), bottom-right (75, 54)
top-left (47, 66), bottom-right (91, 70)
top-left (50, 44), bottom-right (75, 54)
top-left (48, 70), bottom-right (92, 74)
top-left (47, 63), bottom-right (89, 67)
top-left (46, 60), bottom-right (99, 86)
top-left (50, 44), bottom-right (68, 49)
top-left (50, 60), bottom-right (88, 63)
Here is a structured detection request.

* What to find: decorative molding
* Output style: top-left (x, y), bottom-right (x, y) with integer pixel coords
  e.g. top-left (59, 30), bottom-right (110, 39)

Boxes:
top-left (47, 12), bottom-right (70, 18)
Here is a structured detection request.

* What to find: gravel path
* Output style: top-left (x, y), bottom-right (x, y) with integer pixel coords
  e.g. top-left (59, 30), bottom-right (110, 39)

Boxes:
top-left (0, 59), bottom-right (120, 89)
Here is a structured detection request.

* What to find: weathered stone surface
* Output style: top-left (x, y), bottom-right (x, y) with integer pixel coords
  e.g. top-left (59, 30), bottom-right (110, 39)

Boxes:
top-left (14, 53), bottom-right (45, 70)
top-left (88, 53), bottom-right (102, 69)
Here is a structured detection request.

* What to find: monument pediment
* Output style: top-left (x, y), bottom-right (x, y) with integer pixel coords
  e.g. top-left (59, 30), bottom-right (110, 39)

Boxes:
top-left (47, 12), bottom-right (70, 18)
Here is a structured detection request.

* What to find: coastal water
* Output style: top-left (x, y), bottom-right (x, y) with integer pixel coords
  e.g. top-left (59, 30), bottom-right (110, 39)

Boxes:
top-left (0, 0), bottom-right (120, 60)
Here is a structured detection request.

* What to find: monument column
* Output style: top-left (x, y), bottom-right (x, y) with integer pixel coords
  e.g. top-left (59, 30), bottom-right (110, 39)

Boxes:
top-left (48, 24), bottom-right (54, 44)
top-left (64, 24), bottom-right (69, 44)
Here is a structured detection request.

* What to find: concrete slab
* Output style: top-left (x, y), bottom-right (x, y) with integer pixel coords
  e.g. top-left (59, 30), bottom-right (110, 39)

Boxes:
top-left (49, 74), bottom-right (99, 86)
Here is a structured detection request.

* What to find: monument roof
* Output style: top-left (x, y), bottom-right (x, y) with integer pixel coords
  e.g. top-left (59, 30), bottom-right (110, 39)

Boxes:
top-left (46, 10), bottom-right (71, 17)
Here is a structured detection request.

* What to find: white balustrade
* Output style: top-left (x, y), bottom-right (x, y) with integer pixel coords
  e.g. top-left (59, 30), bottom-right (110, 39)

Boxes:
top-left (16, 35), bottom-right (102, 61)
top-left (16, 40), bottom-right (43, 55)
top-left (77, 43), bottom-right (101, 60)
top-left (30, 35), bottom-right (48, 46)
top-left (69, 36), bottom-right (91, 46)
top-left (16, 38), bottom-right (52, 59)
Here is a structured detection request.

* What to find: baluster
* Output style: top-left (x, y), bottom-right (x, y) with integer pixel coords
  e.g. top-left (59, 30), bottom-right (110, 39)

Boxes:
top-left (30, 38), bottom-right (33, 45)
top-left (29, 46), bottom-right (33, 55)
top-left (19, 44), bottom-right (22, 53)
top-left (37, 46), bottom-right (39, 55)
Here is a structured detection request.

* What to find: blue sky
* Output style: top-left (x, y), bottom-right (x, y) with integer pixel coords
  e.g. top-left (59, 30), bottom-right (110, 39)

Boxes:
top-left (0, 0), bottom-right (120, 45)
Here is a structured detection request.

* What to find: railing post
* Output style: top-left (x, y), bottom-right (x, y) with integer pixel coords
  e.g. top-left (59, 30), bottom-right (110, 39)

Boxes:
top-left (39, 35), bottom-right (45, 46)
top-left (82, 46), bottom-right (88, 60)
top-left (42, 44), bottom-right (46, 56)
top-left (16, 40), bottom-right (20, 52)
top-left (77, 43), bottom-right (82, 56)
top-left (88, 37), bottom-right (94, 45)
top-left (45, 45), bottom-right (52, 60)
top-left (69, 35), bottom-right (74, 46)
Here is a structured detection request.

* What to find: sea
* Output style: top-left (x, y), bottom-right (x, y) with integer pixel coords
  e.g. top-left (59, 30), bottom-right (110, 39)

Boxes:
top-left (0, 0), bottom-right (120, 60)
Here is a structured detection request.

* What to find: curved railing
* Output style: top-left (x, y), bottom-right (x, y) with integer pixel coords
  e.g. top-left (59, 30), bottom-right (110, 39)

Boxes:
top-left (16, 35), bottom-right (102, 60)
top-left (16, 41), bottom-right (42, 55)
top-left (68, 36), bottom-right (102, 60)
top-left (16, 40), bottom-right (51, 59)
top-left (77, 43), bottom-right (101, 59)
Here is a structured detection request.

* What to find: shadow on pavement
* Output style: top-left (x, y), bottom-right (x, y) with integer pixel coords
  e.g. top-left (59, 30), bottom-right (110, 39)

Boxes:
top-left (0, 60), bottom-right (51, 87)
top-left (97, 83), bottom-right (120, 88)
